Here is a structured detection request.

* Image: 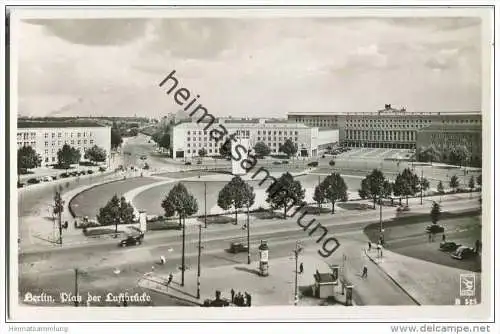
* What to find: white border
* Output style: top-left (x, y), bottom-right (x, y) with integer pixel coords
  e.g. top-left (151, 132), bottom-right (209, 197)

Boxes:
top-left (5, 3), bottom-right (496, 324)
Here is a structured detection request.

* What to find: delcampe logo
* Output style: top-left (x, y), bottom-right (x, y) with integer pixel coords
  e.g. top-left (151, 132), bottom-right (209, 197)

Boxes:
top-left (460, 274), bottom-right (476, 297)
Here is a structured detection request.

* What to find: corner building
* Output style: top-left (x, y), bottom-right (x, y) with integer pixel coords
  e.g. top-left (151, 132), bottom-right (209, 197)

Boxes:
top-left (288, 104), bottom-right (482, 149)
top-left (171, 118), bottom-right (320, 159)
top-left (17, 121), bottom-right (112, 167)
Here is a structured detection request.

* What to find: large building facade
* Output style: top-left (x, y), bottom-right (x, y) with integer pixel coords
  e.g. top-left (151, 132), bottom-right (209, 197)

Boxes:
top-left (17, 122), bottom-right (112, 167)
top-left (416, 124), bottom-right (482, 166)
top-left (288, 104), bottom-right (482, 149)
top-left (171, 118), bottom-right (320, 159)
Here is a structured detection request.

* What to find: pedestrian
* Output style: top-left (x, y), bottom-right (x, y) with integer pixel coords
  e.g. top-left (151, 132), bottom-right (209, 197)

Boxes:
top-left (361, 265), bottom-right (368, 278)
top-left (428, 233), bottom-right (432, 243)
top-left (299, 262), bottom-right (304, 274)
top-left (442, 234), bottom-right (446, 242)
top-left (368, 241), bottom-right (372, 251)
top-left (167, 273), bottom-right (173, 285)
top-left (245, 292), bottom-right (252, 307)
top-left (231, 289), bottom-right (235, 303)
top-left (160, 256), bottom-right (166, 265)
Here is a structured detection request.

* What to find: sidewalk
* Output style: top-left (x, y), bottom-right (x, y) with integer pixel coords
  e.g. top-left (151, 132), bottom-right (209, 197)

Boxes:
top-left (138, 252), bottom-right (348, 306)
top-left (364, 247), bottom-right (481, 305)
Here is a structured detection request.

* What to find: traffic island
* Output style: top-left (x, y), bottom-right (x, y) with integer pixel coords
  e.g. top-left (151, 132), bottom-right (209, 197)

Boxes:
top-left (138, 253), bottom-right (350, 306)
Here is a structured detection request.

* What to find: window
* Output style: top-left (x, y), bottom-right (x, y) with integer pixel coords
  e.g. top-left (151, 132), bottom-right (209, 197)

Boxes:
top-left (52, 157), bottom-right (56, 162)
top-left (45, 141), bottom-right (49, 147)
top-left (44, 149), bottom-right (48, 154)
top-left (84, 140), bottom-right (87, 144)
top-left (78, 140), bottom-right (81, 145)
top-left (187, 137), bottom-right (190, 141)
top-left (187, 149), bottom-right (190, 153)
top-left (77, 133), bottom-right (81, 137)
top-left (45, 157), bottom-right (49, 162)
top-left (187, 131), bottom-right (190, 135)
top-left (52, 133), bottom-right (55, 138)
top-left (71, 140), bottom-right (75, 145)
top-left (90, 140), bottom-right (94, 145)
top-left (187, 143), bottom-right (190, 147)
top-left (52, 142), bottom-right (55, 146)
top-left (58, 133), bottom-right (62, 138)
top-left (45, 133), bottom-right (48, 138)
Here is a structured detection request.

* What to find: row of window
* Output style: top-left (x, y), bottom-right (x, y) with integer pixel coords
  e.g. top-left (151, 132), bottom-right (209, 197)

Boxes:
top-left (185, 130), bottom-right (301, 136)
top-left (347, 123), bottom-right (427, 129)
top-left (185, 148), bottom-right (281, 154)
top-left (44, 140), bottom-right (94, 147)
top-left (42, 132), bottom-right (94, 139)
top-left (346, 130), bottom-right (416, 142)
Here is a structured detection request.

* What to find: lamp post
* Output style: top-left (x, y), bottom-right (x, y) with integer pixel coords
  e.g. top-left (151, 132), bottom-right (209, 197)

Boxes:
top-left (196, 223), bottom-right (202, 299)
top-left (420, 168), bottom-right (424, 205)
top-left (247, 204), bottom-right (251, 265)
top-left (181, 215), bottom-right (186, 287)
top-left (293, 241), bottom-right (303, 306)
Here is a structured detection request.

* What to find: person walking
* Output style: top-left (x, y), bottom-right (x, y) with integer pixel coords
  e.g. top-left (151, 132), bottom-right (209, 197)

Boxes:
top-left (361, 265), bottom-right (368, 279)
top-left (246, 292), bottom-right (252, 307)
top-left (442, 234), bottom-right (446, 242)
top-left (428, 233), bottom-right (432, 243)
top-left (167, 273), bottom-right (173, 286)
top-left (368, 241), bottom-right (372, 251)
top-left (299, 263), bottom-right (304, 275)
top-left (231, 289), bottom-right (235, 304)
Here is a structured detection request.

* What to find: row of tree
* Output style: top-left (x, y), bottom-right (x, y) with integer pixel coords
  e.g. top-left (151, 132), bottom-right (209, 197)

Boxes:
top-left (416, 144), bottom-right (478, 167)
top-left (18, 144), bottom-right (107, 173)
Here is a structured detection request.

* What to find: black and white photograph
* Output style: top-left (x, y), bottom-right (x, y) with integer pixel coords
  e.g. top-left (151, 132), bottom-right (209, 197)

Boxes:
top-left (5, 4), bottom-right (496, 327)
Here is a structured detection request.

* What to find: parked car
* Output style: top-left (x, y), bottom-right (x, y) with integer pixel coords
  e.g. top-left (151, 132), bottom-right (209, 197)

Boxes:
top-left (140, 155), bottom-right (147, 160)
top-left (396, 205), bottom-right (410, 212)
top-left (98, 166), bottom-right (107, 172)
top-left (119, 233), bottom-right (144, 247)
top-left (451, 246), bottom-right (476, 260)
top-left (185, 161), bottom-right (192, 165)
top-left (425, 224), bottom-right (445, 234)
top-left (272, 161), bottom-right (281, 165)
top-left (197, 160), bottom-right (202, 165)
top-left (307, 161), bottom-right (319, 167)
top-left (282, 160), bottom-right (289, 164)
top-left (26, 178), bottom-right (40, 184)
top-left (439, 241), bottom-right (461, 252)
top-left (228, 242), bottom-right (248, 254)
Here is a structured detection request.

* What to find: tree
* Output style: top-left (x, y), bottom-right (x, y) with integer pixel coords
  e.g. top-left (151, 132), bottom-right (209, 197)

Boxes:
top-left (316, 173), bottom-right (348, 214)
top-left (381, 180), bottom-right (393, 204)
top-left (111, 128), bottom-right (123, 149)
top-left (161, 182), bottom-right (198, 287)
top-left (266, 172), bottom-right (305, 218)
top-left (159, 133), bottom-right (170, 150)
top-left (198, 148), bottom-right (207, 158)
top-left (96, 194), bottom-right (135, 235)
top-left (359, 169), bottom-right (387, 209)
top-left (476, 174), bottom-right (482, 189)
top-left (313, 183), bottom-right (327, 214)
top-left (17, 146), bottom-right (41, 173)
top-left (449, 175), bottom-right (460, 193)
top-left (329, 160), bottom-right (336, 167)
top-left (57, 144), bottom-right (81, 168)
top-left (420, 177), bottom-right (430, 192)
top-left (279, 139), bottom-right (298, 158)
top-left (84, 145), bottom-right (107, 164)
top-left (468, 176), bottom-right (475, 192)
top-left (219, 141), bottom-right (232, 158)
top-left (217, 176), bottom-right (255, 225)
top-left (430, 201), bottom-right (441, 225)
top-left (394, 168), bottom-right (419, 206)
top-left (425, 145), bottom-right (441, 165)
top-left (448, 145), bottom-right (471, 167)
top-left (254, 142), bottom-right (271, 158)
top-left (437, 181), bottom-right (445, 194)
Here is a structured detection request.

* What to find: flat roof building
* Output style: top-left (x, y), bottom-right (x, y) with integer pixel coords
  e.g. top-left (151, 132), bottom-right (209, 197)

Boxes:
top-left (17, 121), bottom-right (111, 167)
top-left (288, 105), bottom-right (482, 149)
top-left (171, 118), bottom-right (320, 159)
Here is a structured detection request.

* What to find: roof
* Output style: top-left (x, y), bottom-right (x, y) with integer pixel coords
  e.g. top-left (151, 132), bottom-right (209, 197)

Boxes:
top-left (314, 272), bottom-right (336, 284)
top-left (288, 111), bottom-right (482, 117)
top-left (18, 121), bottom-right (106, 128)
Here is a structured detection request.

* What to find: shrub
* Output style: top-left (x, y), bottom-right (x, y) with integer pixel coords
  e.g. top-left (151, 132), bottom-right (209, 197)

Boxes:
top-left (87, 170), bottom-right (94, 174)
top-left (329, 160), bottom-right (336, 166)
top-left (79, 161), bottom-right (95, 166)
top-left (98, 166), bottom-right (106, 172)
top-left (60, 173), bottom-right (69, 178)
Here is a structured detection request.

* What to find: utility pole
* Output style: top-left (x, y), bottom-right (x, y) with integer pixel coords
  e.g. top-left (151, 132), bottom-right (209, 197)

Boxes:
top-left (420, 168), bottom-right (424, 205)
top-left (247, 205), bottom-right (251, 265)
top-left (197, 224), bottom-right (202, 299)
top-left (74, 268), bottom-right (79, 307)
top-left (293, 241), bottom-right (303, 306)
top-left (317, 175), bottom-right (321, 212)
top-left (54, 192), bottom-right (64, 245)
top-left (204, 182), bottom-right (207, 228)
top-left (181, 215), bottom-right (186, 287)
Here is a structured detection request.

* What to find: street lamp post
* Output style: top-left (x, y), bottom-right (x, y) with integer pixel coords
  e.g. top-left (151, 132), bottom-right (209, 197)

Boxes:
top-left (197, 223), bottom-right (202, 299)
top-left (293, 241), bottom-right (303, 306)
top-left (247, 205), bottom-right (251, 265)
top-left (420, 168), bottom-right (424, 205)
top-left (74, 268), bottom-right (79, 307)
top-left (204, 182), bottom-right (207, 229)
top-left (181, 215), bottom-right (186, 287)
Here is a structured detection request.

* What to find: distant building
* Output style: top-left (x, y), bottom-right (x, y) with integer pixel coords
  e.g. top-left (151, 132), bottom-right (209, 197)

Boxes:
top-left (17, 121), bottom-right (111, 167)
top-left (288, 104), bottom-right (482, 149)
top-left (416, 124), bottom-right (482, 166)
top-left (170, 118), bottom-right (320, 159)
top-left (160, 110), bottom-right (192, 127)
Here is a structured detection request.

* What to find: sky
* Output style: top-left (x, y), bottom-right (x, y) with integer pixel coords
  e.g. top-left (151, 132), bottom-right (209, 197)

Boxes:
top-left (16, 16), bottom-right (483, 118)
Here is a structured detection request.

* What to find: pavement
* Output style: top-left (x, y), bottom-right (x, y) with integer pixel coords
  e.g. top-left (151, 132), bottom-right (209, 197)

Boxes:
top-left (364, 247), bottom-right (481, 305)
top-left (138, 251), bottom-right (357, 307)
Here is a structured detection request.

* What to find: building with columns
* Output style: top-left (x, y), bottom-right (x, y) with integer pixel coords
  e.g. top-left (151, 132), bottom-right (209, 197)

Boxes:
top-left (288, 104), bottom-right (482, 149)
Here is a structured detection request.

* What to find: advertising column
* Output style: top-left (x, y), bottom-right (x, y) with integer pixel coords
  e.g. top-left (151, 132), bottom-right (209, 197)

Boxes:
top-left (258, 240), bottom-right (269, 276)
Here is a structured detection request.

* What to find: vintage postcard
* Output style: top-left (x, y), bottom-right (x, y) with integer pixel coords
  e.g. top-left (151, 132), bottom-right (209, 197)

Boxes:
top-left (6, 5), bottom-right (494, 323)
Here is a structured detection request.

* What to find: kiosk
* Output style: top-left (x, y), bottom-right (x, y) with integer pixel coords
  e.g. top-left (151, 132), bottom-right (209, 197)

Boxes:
top-left (258, 240), bottom-right (269, 276)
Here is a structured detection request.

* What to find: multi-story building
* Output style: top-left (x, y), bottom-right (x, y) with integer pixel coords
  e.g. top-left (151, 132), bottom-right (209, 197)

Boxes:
top-left (171, 118), bottom-right (320, 159)
top-left (17, 121), bottom-right (112, 167)
top-left (288, 104), bottom-right (482, 149)
top-left (416, 124), bottom-right (482, 166)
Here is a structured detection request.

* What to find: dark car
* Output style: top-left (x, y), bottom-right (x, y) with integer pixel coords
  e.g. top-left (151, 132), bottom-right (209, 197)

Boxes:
top-left (439, 241), bottom-right (461, 252)
top-left (425, 224), bottom-right (445, 234)
top-left (119, 234), bottom-right (144, 247)
top-left (272, 161), bottom-right (281, 165)
top-left (185, 161), bottom-right (192, 165)
top-left (140, 155), bottom-right (147, 160)
top-left (451, 246), bottom-right (476, 260)
top-left (228, 242), bottom-right (248, 254)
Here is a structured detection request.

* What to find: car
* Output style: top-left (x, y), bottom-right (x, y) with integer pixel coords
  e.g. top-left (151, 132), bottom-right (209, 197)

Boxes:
top-left (185, 161), bottom-right (192, 165)
top-left (439, 241), bottom-right (461, 252)
top-left (197, 160), bottom-right (202, 165)
top-left (119, 233), bottom-right (144, 247)
top-left (140, 155), bottom-right (147, 160)
top-left (451, 246), bottom-right (476, 260)
top-left (425, 224), bottom-right (445, 234)
top-left (228, 242), bottom-right (248, 254)
top-left (42, 176), bottom-right (52, 182)
top-left (272, 161), bottom-right (281, 165)
top-left (396, 205), bottom-right (410, 212)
